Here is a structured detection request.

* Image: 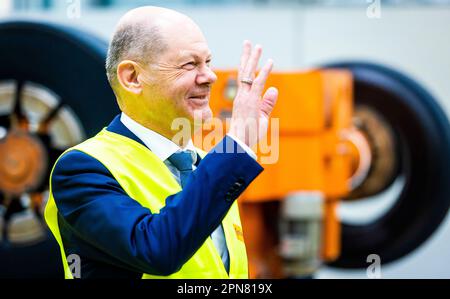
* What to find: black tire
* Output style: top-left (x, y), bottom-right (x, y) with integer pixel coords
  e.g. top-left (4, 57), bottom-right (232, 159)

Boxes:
top-left (324, 62), bottom-right (450, 268)
top-left (0, 20), bottom-right (118, 278)
top-left (0, 20), bottom-right (118, 137)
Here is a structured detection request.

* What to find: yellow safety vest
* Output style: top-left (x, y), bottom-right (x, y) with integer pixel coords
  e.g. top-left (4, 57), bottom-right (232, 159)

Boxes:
top-left (44, 129), bottom-right (249, 279)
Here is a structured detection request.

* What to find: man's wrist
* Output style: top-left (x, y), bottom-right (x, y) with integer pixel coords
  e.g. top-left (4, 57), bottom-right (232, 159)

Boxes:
top-left (226, 133), bottom-right (257, 160)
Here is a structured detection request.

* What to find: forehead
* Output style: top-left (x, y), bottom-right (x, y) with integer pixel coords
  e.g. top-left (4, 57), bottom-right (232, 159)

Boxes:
top-left (176, 45), bottom-right (211, 61)
top-left (161, 21), bottom-right (211, 61)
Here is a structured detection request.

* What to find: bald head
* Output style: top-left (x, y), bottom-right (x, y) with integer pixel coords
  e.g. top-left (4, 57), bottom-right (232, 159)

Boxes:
top-left (105, 6), bottom-right (201, 94)
top-left (116, 6), bottom-right (194, 32)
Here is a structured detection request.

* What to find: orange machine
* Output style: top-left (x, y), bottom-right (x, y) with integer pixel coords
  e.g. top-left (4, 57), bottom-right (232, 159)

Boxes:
top-left (194, 69), bottom-right (367, 278)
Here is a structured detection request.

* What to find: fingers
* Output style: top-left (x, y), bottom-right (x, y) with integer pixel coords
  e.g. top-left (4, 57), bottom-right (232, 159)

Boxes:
top-left (239, 40), bottom-right (252, 84)
top-left (241, 45), bottom-right (262, 89)
top-left (251, 58), bottom-right (273, 95)
top-left (237, 41), bottom-right (274, 97)
top-left (260, 87), bottom-right (279, 118)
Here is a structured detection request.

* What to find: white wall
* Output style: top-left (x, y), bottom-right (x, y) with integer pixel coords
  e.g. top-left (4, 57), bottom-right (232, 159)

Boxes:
top-left (0, 0), bottom-right (13, 16)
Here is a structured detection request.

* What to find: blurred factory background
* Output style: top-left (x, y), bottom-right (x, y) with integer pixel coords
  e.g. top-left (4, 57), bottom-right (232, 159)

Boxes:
top-left (0, 0), bottom-right (450, 278)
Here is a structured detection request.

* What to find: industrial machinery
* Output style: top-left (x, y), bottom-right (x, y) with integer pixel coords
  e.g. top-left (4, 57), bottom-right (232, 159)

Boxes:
top-left (207, 66), bottom-right (450, 278)
top-left (1, 20), bottom-right (449, 278)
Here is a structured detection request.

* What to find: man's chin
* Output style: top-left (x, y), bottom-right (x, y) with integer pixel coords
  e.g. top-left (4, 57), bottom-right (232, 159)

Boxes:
top-left (191, 107), bottom-right (212, 122)
top-left (189, 107), bottom-right (211, 131)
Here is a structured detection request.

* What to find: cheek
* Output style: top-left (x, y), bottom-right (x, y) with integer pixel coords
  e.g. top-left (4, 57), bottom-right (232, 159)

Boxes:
top-left (173, 76), bottom-right (198, 104)
top-left (163, 74), bottom-right (194, 99)
top-left (151, 71), bottom-right (204, 116)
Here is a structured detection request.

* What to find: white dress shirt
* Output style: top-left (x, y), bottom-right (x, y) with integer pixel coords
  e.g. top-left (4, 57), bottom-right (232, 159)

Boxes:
top-left (120, 112), bottom-right (256, 166)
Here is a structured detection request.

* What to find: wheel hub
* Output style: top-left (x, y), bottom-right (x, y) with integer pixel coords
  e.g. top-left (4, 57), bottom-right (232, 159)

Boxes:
top-left (0, 130), bottom-right (48, 196)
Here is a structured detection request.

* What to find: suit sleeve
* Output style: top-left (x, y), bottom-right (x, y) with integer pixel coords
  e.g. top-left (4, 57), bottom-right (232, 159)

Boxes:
top-left (52, 135), bottom-right (263, 275)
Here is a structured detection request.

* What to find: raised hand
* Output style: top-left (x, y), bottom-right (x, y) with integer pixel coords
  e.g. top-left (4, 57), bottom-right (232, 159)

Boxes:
top-left (228, 40), bottom-right (278, 148)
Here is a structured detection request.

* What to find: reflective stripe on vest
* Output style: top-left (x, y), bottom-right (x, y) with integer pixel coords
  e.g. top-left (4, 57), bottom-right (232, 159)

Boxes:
top-left (44, 129), bottom-right (249, 279)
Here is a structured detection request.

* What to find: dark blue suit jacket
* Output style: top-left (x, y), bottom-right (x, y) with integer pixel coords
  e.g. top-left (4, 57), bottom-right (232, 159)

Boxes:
top-left (52, 115), bottom-right (263, 278)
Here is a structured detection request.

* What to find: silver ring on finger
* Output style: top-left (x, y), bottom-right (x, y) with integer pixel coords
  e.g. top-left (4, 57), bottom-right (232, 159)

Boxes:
top-left (240, 77), bottom-right (253, 85)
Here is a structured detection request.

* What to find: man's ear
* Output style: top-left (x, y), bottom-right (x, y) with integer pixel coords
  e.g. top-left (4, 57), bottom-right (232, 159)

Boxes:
top-left (117, 60), bottom-right (143, 95)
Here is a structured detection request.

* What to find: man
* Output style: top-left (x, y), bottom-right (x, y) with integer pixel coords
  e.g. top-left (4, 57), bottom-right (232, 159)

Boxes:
top-left (44, 6), bottom-right (278, 278)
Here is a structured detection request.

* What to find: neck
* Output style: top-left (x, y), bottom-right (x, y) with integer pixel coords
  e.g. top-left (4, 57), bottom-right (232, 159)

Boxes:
top-left (126, 113), bottom-right (193, 148)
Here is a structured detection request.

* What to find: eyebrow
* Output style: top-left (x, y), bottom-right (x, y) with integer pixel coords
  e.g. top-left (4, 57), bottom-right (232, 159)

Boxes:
top-left (178, 52), bottom-right (212, 62)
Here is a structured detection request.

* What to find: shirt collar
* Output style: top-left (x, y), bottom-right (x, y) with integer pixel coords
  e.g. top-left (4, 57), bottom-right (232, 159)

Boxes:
top-left (120, 112), bottom-right (197, 163)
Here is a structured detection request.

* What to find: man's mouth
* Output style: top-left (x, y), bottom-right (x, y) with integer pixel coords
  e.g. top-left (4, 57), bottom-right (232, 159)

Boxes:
top-left (187, 94), bottom-right (209, 103)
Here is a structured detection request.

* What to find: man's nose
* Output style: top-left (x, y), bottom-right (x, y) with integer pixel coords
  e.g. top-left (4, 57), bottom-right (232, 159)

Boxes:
top-left (197, 66), bottom-right (217, 85)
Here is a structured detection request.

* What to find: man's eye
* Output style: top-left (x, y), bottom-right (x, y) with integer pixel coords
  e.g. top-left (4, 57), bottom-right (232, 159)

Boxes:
top-left (206, 60), bottom-right (211, 67)
top-left (182, 62), bottom-right (196, 70)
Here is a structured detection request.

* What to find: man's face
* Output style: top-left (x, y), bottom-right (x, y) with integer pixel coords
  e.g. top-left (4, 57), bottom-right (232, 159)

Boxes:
top-left (140, 21), bottom-right (217, 130)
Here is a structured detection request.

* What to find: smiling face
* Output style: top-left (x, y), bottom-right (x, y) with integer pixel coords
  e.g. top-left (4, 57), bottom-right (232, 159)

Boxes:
top-left (138, 19), bottom-right (217, 133)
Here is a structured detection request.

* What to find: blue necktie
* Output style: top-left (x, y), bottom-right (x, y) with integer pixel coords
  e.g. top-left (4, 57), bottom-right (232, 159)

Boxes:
top-left (168, 151), bottom-right (194, 188)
